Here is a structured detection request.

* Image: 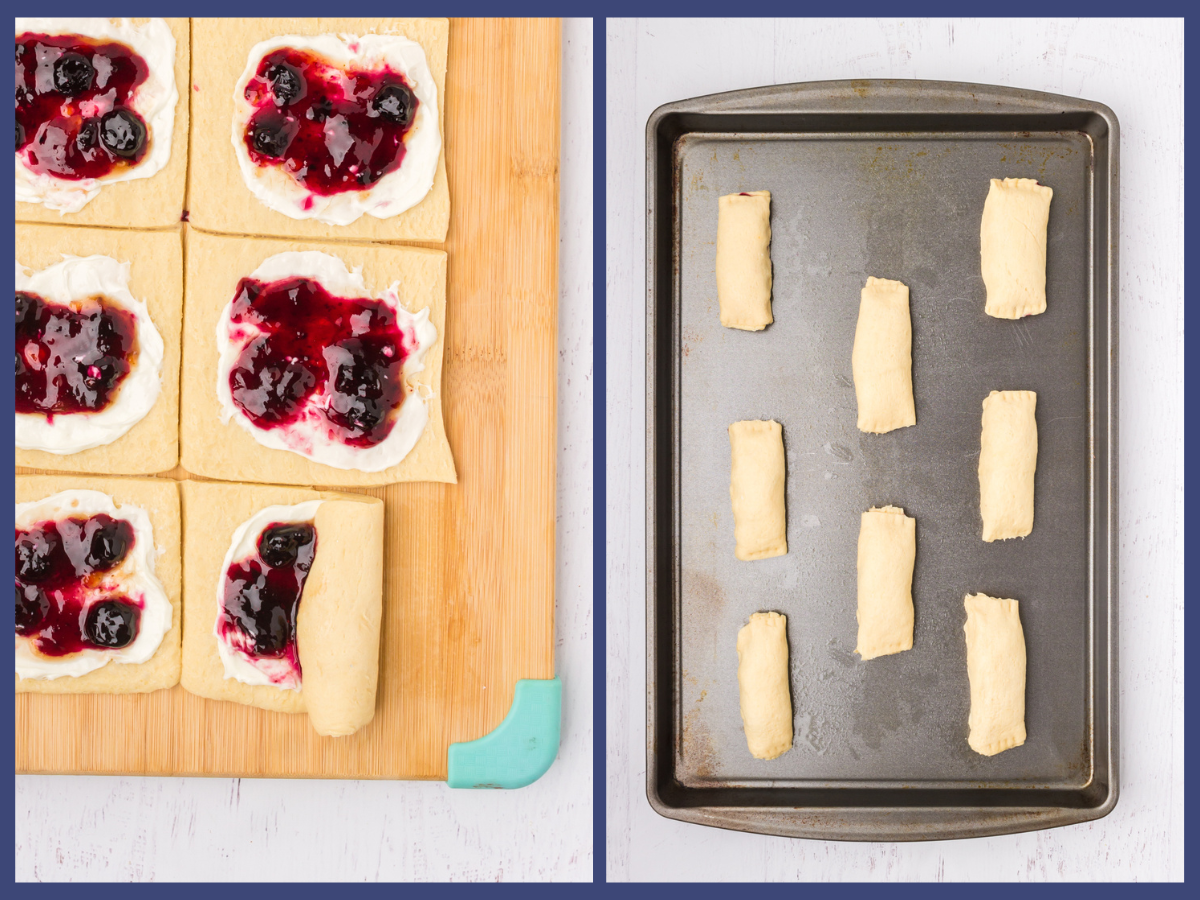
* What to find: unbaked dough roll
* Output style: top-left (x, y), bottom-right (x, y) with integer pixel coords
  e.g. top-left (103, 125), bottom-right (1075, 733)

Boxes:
top-left (716, 190), bottom-right (772, 330)
top-left (979, 390), bottom-right (1038, 542)
top-left (851, 276), bottom-right (915, 433)
top-left (296, 497), bottom-right (386, 737)
top-left (736, 611), bottom-right (792, 760)
top-left (963, 593), bottom-right (1027, 756)
top-left (980, 177), bottom-right (1053, 318)
top-left (855, 506), bottom-right (916, 660)
top-left (728, 420), bottom-right (787, 561)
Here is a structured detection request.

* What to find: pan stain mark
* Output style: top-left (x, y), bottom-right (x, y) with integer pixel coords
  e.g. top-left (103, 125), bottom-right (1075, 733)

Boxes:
top-left (835, 373), bottom-right (853, 388)
top-left (828, 647), bottom-right (857, 668)
top-left (795, 712), bottom-right (827, 754)
top-left (852, 663), bottom-right (938, 750)
top-left (681, 702), bottom-right (719, 780)
top-left (683, 569), bottom-right (727, 614)
top-left (824, 442), bottom-right (854, 463)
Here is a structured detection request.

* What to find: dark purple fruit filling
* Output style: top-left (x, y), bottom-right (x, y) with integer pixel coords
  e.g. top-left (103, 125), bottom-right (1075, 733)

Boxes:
top-left (13, 514), bottom-right (141, 655)
top-left (15, 33), bottom-right (151, 180)
top-left (84, 598), bottom-right (139, 648)
top-left (241, 48), bottom-right (419, 196)
top-left (218, 522), bottom-right (316, 667)
top-left (226, 276), bottom-right (411, 447)
top-left (15, 290), bottom-right (138, 418)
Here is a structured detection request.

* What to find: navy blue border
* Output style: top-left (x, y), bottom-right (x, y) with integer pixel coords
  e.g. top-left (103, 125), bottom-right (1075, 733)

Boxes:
top-left (9, 0), bottom-right (1198, 888)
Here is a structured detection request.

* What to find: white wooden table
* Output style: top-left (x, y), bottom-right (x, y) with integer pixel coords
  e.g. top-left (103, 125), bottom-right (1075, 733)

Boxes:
top-left (14, 18), bottom-right (593, 883)
top-left (606, 18), bottom-right (1182, 881)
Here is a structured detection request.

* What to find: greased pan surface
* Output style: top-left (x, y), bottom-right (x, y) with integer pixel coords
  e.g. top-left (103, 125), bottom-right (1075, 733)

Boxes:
top-left (645, 80), bottom-right (1118, 840)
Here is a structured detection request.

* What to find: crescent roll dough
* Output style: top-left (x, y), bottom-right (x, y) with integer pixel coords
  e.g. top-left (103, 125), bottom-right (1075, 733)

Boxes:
top-left (851, 276), bottom-right (915, 433)
top-left (180, 481), bottom-right (384, 736)
top-left (728, 420), bottom-right (787, 561)
top-left (979, 390), bottom-right (1038, 542)
top-left (964, 593), bottom-right (1027, 756)
top-left (736, 611), bottom-right (792, 760)
top-left (855, 506), bottom-right (916, 660)
top-left (980, 177), bottom-right (1053, 319)
top-left (716, 191), bottom-right (773, 330)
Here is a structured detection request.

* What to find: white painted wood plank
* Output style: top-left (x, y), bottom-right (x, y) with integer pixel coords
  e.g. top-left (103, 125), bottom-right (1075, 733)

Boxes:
top-left (606, 17), bottom-right (1183, 882)
top-left (15, 18), bottom-right (593, 883)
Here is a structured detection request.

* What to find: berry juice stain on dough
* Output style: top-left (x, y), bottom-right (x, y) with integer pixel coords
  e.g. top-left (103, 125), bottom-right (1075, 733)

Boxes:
top-left (14, 514), bottom-right (142, 656)
top-left (218, 522), bottom-right (316, 682)
top-left (15, 291), bottom-right (139, 419)
top-left (226, 275), bottom-right (414, 447)
top-left (15, 33), bottom-right (151, 180)
top-left (241, 48), bottom-right (418, 195)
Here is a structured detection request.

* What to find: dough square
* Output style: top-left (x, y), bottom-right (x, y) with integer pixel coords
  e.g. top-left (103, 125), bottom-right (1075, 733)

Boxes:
top-left (178, 480), bottom-right (383, 726)
top-left (179, 229), bottom-right (456, 486)
top-left (979, 389), bottom-right (1038, 542)
top-left (852, 276), bottom-right (915, 434)
top-left (15, 224), bottom-right (183, 475)
top-left (963, 592), bottom-right (1027, 756)
top-left (736, 611), bottom-right (792, 761)
top-left (728, 419), bottom-right (787, 561)
top-left (980, 177), bottom-right (1054, 319)
top-left (855, 505), bottom-right (916, 660)
top-left (716, 190), bottom-right (773, 331)
top-left (15, 474), bottom-right (182, 694)
top-left (15, 18), bottom-right (190, 229)
top-left (188, 18), bottom-right (450, 244)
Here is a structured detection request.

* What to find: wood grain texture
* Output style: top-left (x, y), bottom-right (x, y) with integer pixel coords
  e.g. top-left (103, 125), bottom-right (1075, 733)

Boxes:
top-left (607, 17), bottom-right (1182, 882)
top-left (16, 18), bottom-right (560, 782)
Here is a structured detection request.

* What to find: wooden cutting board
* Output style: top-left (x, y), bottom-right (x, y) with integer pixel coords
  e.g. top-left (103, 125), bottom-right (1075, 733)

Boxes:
top-left (15, 18), bottom-right (560, 780)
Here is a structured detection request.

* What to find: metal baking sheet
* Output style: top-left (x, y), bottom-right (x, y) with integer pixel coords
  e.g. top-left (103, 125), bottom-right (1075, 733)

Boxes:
top-left (645, 80), bottom-right (1118, 841)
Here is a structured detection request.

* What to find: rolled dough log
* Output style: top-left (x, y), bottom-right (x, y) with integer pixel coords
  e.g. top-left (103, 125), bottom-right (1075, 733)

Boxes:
top-left (851, 276), bottom-right (915, 433)
top-left (979, 390), bottom-right (1038, 542)
top-left (716, 190), bottom-right (772, 330)
top-left (736, 611), bottom-right (792, 760)
top-left (980, 177), bottom-right (1053, 318)
top-left (728, 419), bottom-right (787, 561)
top-left (963, 592), bottom-right (1027, 756)
top-left (296, 498), bottom-right (386, 737)
top-left (855, 506), bottom-right (916, 660)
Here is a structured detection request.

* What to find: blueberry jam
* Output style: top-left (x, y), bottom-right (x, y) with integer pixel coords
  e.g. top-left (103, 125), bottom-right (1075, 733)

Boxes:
top-left (14, 514), bottom-right (141, 656)
top-left (226, 276), bottom-right (412, 447)
top-left (15, 291), bottom-right (139, 418)
top-left (218, 522), bottom-right (316, 678)
top-left (15, 33), bottom-right (151, 180)
top-left (241, 48), bottom-right (419, 195)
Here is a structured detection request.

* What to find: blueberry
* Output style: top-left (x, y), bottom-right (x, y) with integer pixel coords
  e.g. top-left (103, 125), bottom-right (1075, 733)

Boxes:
top-left (16, 292), bottom-right (38, 330)
top-left (53, 52), bottom-right (93, 96)
top-left (267, 62), bottom-right (304, 106)
top-left (99, 109), bottom-right (145, 158)
top-left (16, 529), bottom-right (59, 583)
top-left (333, 353), bottom-right (384, 399)
top-left (249, 114), bottom-right (296, 158)
top-left (76, 118), bottom-right (99, 152)
top-left (230, 353), bottom-right (316, 422)
top-left (15, 584), bottom-right (51, 635)
top-left (306, 95), bottom-right (333, 123)
top-left (84, 599), bottom-right (138, 648)
top-left (82, 515), bottom-right (133, 573)
top-left (224, 572), bottom-right (294, 656)
top-left (16, 120), bottom-right (25, 151)
top-left (372, 83), bottom-right (415, 127)
top-left (258, 524), bottom-right (315, 570)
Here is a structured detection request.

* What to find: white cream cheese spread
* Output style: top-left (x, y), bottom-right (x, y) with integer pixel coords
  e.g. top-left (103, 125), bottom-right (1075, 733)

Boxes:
top-left (14, 489), bottom-right (171, 680)
top-left (215, 500), bottom-right (323, 690)
top-left (230, 33), bottom-right (440, 226)
top-left (15, 18), bottom-right (179, 213)
top-left (215, 250), bottom-right (438, 472)
top-left (15, 254), bottom-right (165, 454)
